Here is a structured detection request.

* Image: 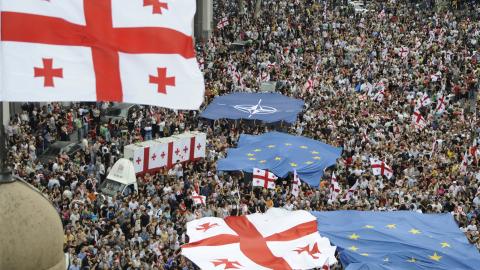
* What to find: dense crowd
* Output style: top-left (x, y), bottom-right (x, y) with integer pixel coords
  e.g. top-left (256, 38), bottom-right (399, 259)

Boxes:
top-left (5, 0), bottom-right (480, 269)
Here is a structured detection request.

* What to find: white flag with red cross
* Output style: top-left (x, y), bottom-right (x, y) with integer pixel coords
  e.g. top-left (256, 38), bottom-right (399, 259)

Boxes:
top-left (415, 92), bottom-right (432, 109)
top-left (397, 46), bottom-right (409, 58)
top-left (435, 93), bottom-right (448, 114)
top-left (340, 180), bottom-right (359, 202)
top-left (1, 0), bottom-right (204, 110)
top-left (124, 132), bottom-right (207, 173)
top-left (216, 16), bottom-right (229, 30)
top-left (172, 133), bottom-right (193, 163)
top-left (460, 150), bottom-right (469, 173)
top-left (370, 158), bottom-right (393, 179)
top-left (192, 191), bottom-right (206, 206)
top-left (377, 9), bottom-right (385, 19)
top-left (148, 140), bottom-right (169, 170)
top-left (303, 78), bottom-right (314, 93)
top-left (411, 110), bottom-right (427, 130)
top-left (130, 144), bottom-right (147, 174)
top-left (291, 170), bottom-right (301, 197)
top-left (329, 172), bottom-right (341, 201)
top-left (252, 168), bottom-right (277, 189)
top-left (192, 132), bottom-right (207, 159)
top-left (182, 208), bottom-right (337, 270)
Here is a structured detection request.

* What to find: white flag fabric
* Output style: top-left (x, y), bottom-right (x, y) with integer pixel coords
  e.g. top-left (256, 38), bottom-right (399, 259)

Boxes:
top-left (340, 180), bottom-right (359, 202)
top-left (182, 208), bottom-right (337, 270)
top-left (123, 143), bottom-right (148, 174)
top-left (148, 141), bottom-right (169, 170)
top-left (435, 94), bottom-right (448, 114)
top-left (192, 191), bottom-right (206, 206)
top-left (411, 111), bottom-right (427, 130)
top-left (329, 172), bottom-right (341, 201)
top-left (253, 168), bottom-right (277, 189)
top-left (370, 158), bottom-right (394, 179)
top-left (1, 0), bottom-right (204, 109)
top-left (292, 170), bottom-right (301, 197)
top-left (216, 16), bottom-right (229, 29)
top-left (416, 92), bottom-right (432, 109)
top-left (460, 150), bottom-right (468, 173)
top-left (123, 132), bottom-right (207, 173)
top-left (192, 132), bottom-right (207, 159)
top-left (172, 134), bottom-right (191, 163)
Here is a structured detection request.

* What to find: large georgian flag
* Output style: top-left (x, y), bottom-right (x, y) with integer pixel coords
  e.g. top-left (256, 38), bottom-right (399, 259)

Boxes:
top-left (182, 208), bottom-right (337, 270)
top-left (0, 0), bottom-right (204, 109)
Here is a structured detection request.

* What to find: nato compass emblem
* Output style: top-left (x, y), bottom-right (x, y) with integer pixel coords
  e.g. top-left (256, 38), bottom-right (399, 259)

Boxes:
top-left (233, 99), bottom-right (277, 118)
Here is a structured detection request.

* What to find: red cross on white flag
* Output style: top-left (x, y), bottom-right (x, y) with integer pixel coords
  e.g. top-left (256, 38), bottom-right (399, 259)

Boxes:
top-left (252, 168), bottom-right (278, 189)
top-left (192, 191), bottom-right (206, 206)
top-left (435, 94), bottom-right (448, 114)
top-left (329, 172), bottom-right (342, 201)
top-left (216, 17), bottom-right (229, 30)
top-left (1, 0), bottom-right (204, 110)
top-left (125, 132), bottom-right (207, 174)
top-left (370, 158), bottom-right (393, 179)
top-left (182, 208), bottom-right (337, 269)
top-left (291, 170), bottom-right (301, 197)
top-left (411, 110), bottom-right (427, 130)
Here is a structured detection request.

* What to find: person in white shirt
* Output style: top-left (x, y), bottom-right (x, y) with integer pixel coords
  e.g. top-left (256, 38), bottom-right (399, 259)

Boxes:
top-left (473, 193), bottom-right (480, 209)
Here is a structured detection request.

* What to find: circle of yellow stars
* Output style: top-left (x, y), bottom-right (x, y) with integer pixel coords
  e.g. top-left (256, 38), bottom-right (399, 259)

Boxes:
top-left (243, 144), bottom-right (321, 167)
top-left (343, 224), bottom-right (450, 263)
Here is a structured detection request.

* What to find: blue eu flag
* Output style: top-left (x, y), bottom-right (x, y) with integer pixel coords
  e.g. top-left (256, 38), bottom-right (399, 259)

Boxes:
top-left (311, 211), bottom-right (480, 270)
top-left (217, 132), bottom-right (342, 186)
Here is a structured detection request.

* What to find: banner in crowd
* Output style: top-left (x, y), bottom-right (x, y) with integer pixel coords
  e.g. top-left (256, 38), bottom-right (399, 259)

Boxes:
top-left (124, 131), bottom-right (206, 174)
top-left (217, 132), bottom-right (342, 186)
top-left (311, 211), bottom-right (480, 270)
top-left (200, 93), bottom-right (304, 124)
top-left (182, 208), bottom-right (336, 270)
top-left (0, 1), bottom-right (204, 109)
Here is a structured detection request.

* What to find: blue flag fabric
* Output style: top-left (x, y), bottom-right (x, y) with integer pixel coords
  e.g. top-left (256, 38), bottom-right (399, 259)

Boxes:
top-left (200, 92), bottom-right (304, 124)
top-left (311, 211), bottom-right (480, 270)
top-left (217, 132), bottom-right (342, 186)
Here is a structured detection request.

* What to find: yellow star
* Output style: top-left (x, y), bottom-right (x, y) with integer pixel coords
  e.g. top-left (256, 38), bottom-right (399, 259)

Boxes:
top-left (300, 145), bottom-right (308, 149)
top-left (305, 161), bottom-right (314, 165)
top-left (290, 162), bottom-right (298, 167)
top-left (409, 228), bottom-right (421, 235)
top-left (363, 225), bottom-right (375, 229)
top-left (274, 156), bottom-right (282, 161)
top-left (259, 160), bottom-right (267, 164)
top-left (311, 151), bottom-right (319, 154)
top-left (267, 145), bottom-right (276, 148)
top-left (285, 143), bottom-right (292, 146)
top-left (407, 257), bottom-right (417, 263)
top-left (429, 252), bottom-right (442, 261)
top-left (349, 233), bottom-right (360, 240)
top-left (386, 224), bottom-right (397, 229)
top-left (313, 156), bottom-right (321, 160)
top-left (348, 246), bottom-right (359, 251)
top-left (254, 148), bottom-right (262, 152)
top-left (360, 253), bottom-right (369, 257)
top-left (248, 157), bottom-right (256, 161)
top-left (440, 242), bottom-right (450, 248)
top-left (247, 153), bottom-right (255, 157)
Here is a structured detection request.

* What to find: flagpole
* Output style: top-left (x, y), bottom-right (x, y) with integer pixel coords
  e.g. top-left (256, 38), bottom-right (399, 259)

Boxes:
top-left (0, 102), bottom-right (13, 183)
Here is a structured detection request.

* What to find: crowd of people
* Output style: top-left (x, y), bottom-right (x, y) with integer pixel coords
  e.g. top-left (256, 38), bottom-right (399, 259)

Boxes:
top-left (5, 0), bottom-right (480, 269)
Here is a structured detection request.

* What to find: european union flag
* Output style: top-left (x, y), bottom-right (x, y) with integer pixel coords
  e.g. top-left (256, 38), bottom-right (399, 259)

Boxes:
top-left (200, 93), bottom-right (304, 124)
top-left (311, 211), bottom-right (480, 270)
top-left (217, 132), bottom-right (342, 186)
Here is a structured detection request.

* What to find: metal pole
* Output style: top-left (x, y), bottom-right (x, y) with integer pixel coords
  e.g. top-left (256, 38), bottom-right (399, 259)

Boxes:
top-left (0, 102), bottom-right (13, 183)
